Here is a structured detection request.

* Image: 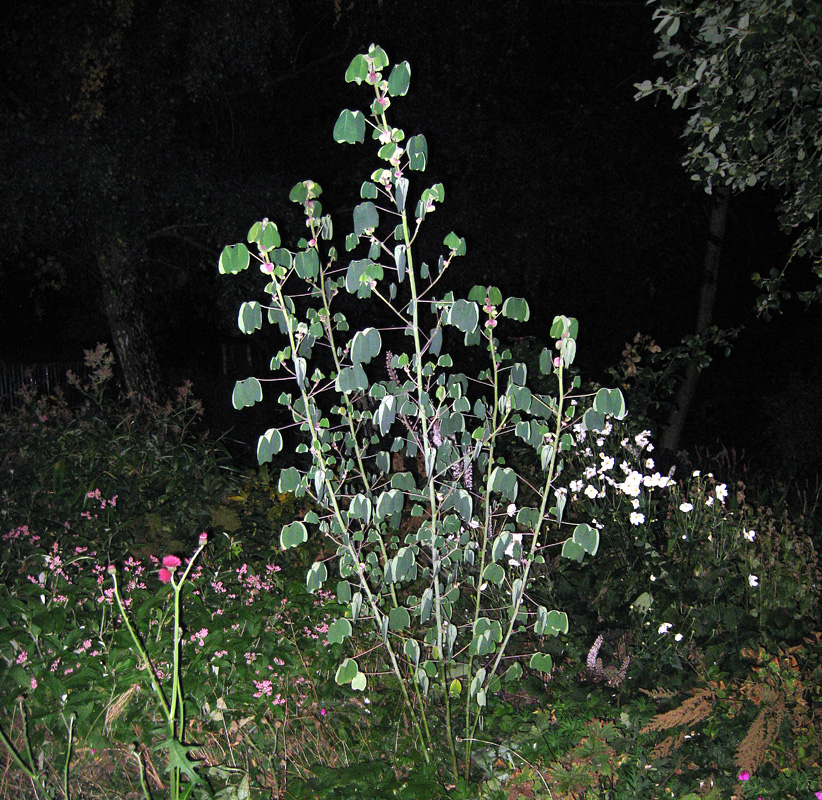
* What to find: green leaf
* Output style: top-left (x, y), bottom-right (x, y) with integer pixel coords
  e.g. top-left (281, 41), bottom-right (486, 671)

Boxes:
top-left (443, 231), bottom-right (467, 256)
top-left (502, 297), bottom-right (530, 322)
top-left (593, 387), bottom-right (627, 419)
top-left (335, 658), bottom-right (359, 685)
top-left (449, 299), bottom-right (479, 334)
top-left (336, 364), bottom-right (369, 394)
top-left (294, 249), bottom-right (319, 280)
top-left (327, 617), bottom-right (353, 645)
top-left (583, 408), bottom-right (606, 431)
top-left (345, 54), bottom-right (370, 84)
top-left (278, 466), bottom-right (301, 493)
top-left (351, 327), bottom-right (382, 364)
top-left (405, 638), bottom-right (420, 667)
top-left (280, 521), bottom-right (308, 550)
top-left (247, 220), bottom-right (281, 251)
top-left (349, 494), bottom-right (372, 525)
top-left (345, 258), bottom-right (384, 298)
top-left (449, 678), bottom-right (462, 698)
top-left (238, 301), bottom-right (262, 335)
top-left (256, 429), bottom-right (282, 464)
top-left (572, 523), bottom-right (599, 556)
top-left (389, 606), bottom-right (411, 631)
top-left (561, 539), bottom-right (585, 562)
top-left (387, 61), bottom-right (411, 96)
top-left (333, 109), bottom-right (366, 144)
top-left (289, 180), bottom-right (322, 204)
top-left (232, 378), bottom-right (262, 410)
top-left (306, 561), bottom-right (328, 593)
top-left (353, 201), bottom-right (379, 235)
top-left (374, 394), bottom-right (396, 436)
top-left (351, 671), bottom-right (367, 691)
top-left (535, 606), bottom-right (569, 636)
top-left (482, 563), bottom-right (505, 585)
top-left (489, 466), bottom-right (518, 502)
top-left (376, 488), bottom-right (404, 522)
top-left (336, 581), bottom-right (351, 604)
top-left (157, 739), bottom-right (211, 791)
top-left (529, 653), bottom-right (553, 674)
top-left (218, 243), bottom-right (250, 274)
top-left (407, 134), bottom-right (428, 171)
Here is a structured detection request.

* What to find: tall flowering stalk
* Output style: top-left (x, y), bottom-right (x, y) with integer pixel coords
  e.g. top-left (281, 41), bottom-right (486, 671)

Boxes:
top-left (108, 532), bottom-right (210, 799)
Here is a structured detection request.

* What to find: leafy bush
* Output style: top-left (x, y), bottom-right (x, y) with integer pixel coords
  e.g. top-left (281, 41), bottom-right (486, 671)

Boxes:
top-left (219, 43), bottom-right (636, 778)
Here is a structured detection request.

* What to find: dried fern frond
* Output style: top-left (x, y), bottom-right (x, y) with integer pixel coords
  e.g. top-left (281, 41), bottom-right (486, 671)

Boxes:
top-left (734, 696), bottom-right (786, 775)
top-left (650, 729), bottom-right (685, 761)
top-left (639, 686), bottom-right (678, 700)
top-left (640, 687), bottom-right (715, 734)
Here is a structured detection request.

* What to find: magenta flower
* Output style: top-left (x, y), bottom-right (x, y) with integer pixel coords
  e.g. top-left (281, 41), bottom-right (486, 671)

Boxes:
top-left (738, 771), bottom-right (750, 782)
top-left (158, 568), bottom-right (173, 584)
top-left (815, 793), bottom-right (822, 800)
top-left (198, 532), bottom-right (208, 546)
top-left (162, 555), bottom-right (182, 569)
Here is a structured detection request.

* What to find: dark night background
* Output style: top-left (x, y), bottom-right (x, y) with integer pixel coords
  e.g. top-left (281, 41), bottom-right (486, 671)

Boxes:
top-left (2, 0), bottom-right (821, 476)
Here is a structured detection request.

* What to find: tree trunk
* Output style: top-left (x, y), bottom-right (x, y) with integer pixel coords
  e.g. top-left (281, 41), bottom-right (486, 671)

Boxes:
top-left (98, 238), bottom-right (164, 406)
top-left (659, 185), bottom-right (730, 453)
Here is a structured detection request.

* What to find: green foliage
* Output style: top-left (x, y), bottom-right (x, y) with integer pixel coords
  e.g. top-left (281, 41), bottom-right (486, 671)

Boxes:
top-left (219, 43), bottom-right (628, 777)
top-left (2, 343), bottom-right (819, 798)
top-left (637, 0), bottom-right (822, 312)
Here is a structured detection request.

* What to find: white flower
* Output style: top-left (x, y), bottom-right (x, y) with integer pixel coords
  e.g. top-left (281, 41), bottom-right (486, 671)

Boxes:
top-left (705, 496), bottom-right (714, 507)
top-left (743, 529), bottom-right (756, 542)
top-left (618, 471), bottom-right (643, 497)
top-left (635, 430), bottom-right (651, 449)
top-left (692, 470), bottom-right (701, 477)
top-left (749, 574), bottom-right (759, 587)
top-left (650, 574), bottom-right (656, 582)
top-left (584, 484), bottom-right (599, 499)
top-left (506, 503), bottom-right (517, 517)
top-left (600, 454), bottom-right (615, 472)
top-left (679, 502), bottom-right (694, 513)
top-left (715, 484), bottom-right (728, 503)
top-left (584, 465), bottom-right (597, 480)
top-left (658, 622), bottom-right (672, 634)
top-left (631, 498), bottom-right (640, 509)
top-left (629, 511), bottom-right (645, 526)
top-left (675, 633), bottom-right (683, 642)
top-left (645, 458), bottom-right (655, 470)
top-left (569, 479), bottom-right (583, 494)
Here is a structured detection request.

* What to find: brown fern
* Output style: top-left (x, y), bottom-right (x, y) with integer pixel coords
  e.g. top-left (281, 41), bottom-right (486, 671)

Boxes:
top-left (640, 686), bottom-right (715, 734)
top-left (734, 695), bottom-right (786, 775)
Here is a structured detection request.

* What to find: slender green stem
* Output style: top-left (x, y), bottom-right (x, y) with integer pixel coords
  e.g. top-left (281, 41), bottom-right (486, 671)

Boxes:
top-left (109, 570), bottom-right (171, 722)
top-left (0, 706), bottom-right (54, 800)
top-left (62, 713), bottom-right (74, 800)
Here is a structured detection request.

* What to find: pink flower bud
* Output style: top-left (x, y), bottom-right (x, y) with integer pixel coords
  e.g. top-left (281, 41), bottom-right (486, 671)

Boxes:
top-left (199, 532), bottom-right (208, 546)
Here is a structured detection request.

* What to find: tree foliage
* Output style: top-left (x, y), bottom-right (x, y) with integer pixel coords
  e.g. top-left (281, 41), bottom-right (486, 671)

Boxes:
top-left (636, 0), bottom-right (822, 312)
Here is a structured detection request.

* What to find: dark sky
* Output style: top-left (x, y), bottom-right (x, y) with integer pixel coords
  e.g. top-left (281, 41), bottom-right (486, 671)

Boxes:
top-left (1, 0), bottom-right (819, 474)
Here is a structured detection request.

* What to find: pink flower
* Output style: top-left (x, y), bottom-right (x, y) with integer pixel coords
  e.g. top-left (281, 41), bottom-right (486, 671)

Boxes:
top-left (158, 568), bottom-right (173, 584)
top-left (162, 555), bottom-right (181, 569)
top-left (738, 771), bottom-right (750, 782)
top-left (320, 708), bottom-right (326, 716)
top-left (199, 532), bottom-right (208, 546)
top-left (815, 793), bottom-right (822, 800)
